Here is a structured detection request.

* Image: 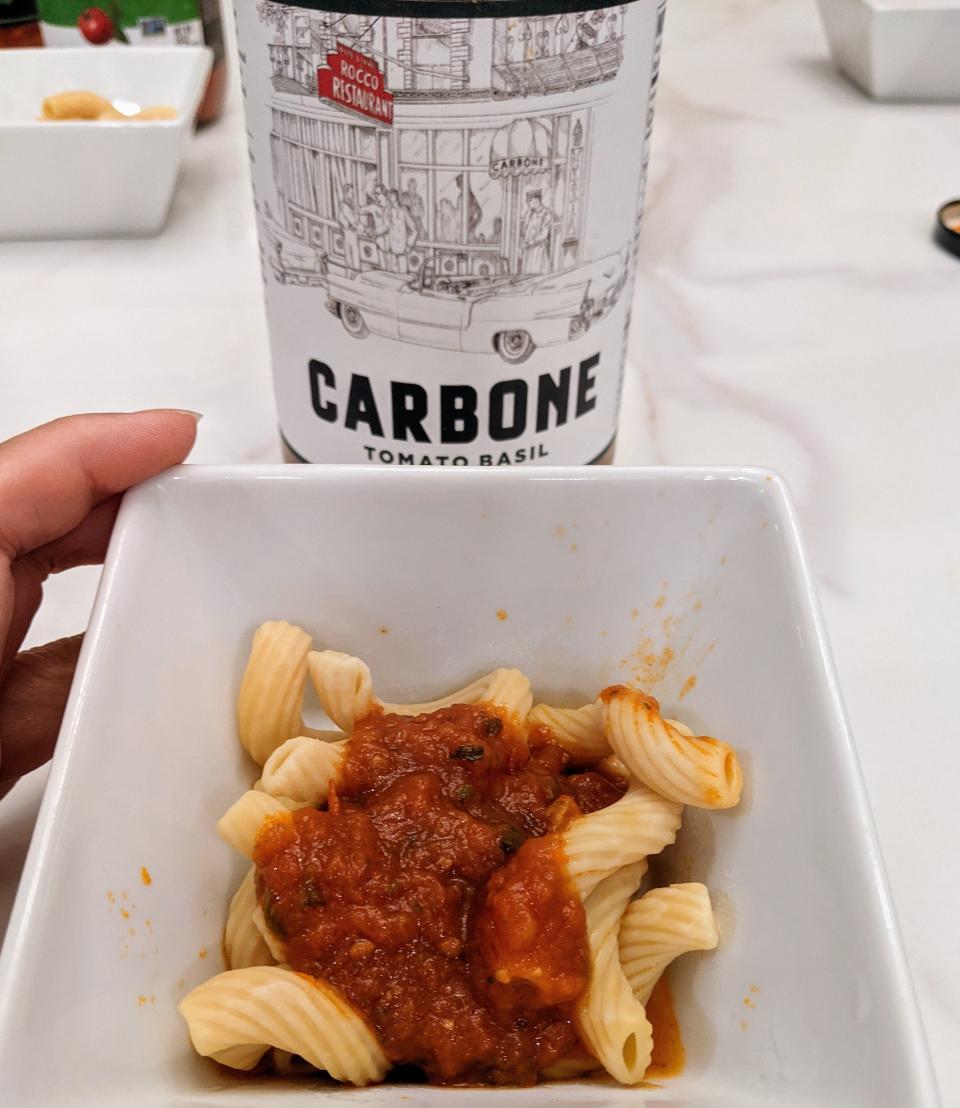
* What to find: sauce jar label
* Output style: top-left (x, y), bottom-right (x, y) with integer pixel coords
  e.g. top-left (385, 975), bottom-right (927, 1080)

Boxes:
top-left (237, 0), bottom-right (665, 465)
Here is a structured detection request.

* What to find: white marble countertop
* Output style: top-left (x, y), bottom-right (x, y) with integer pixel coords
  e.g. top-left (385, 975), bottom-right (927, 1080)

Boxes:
top-left (1, 0), bottom-right (957, 1099)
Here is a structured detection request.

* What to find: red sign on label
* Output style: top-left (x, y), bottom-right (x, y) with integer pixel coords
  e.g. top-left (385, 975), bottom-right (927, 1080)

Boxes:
top-left (318, 43), bottom-right (394, 126)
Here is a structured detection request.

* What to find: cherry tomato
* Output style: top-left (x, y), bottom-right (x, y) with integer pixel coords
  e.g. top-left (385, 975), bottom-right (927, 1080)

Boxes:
top-left (77, 7), bottom-right (114, 45)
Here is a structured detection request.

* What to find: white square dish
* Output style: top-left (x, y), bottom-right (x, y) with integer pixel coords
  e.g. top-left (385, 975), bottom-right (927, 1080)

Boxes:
top-left (0, 46), bottom-right (211, 240)
top-left (817, 0), bottom-right (960, 101)
top-left (0, 466), bottom-right (938, 1107)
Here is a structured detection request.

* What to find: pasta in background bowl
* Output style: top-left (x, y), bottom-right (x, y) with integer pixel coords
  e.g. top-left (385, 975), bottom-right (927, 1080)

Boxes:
top-left (0, 467), bottom-right (938, 1106)
top-left (0, 47), bottom-right (210, 239)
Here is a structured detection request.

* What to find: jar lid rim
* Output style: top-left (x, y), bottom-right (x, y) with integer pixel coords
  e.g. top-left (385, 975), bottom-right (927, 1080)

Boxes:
top-left (259, 0), bottom-right (637, 19)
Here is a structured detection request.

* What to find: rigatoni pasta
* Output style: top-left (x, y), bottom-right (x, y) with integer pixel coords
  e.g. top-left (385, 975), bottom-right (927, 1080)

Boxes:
top-left (619, 883), bottom-right (719, 1004)
top-left (216, 791), bottom-right (307, 858)
top-left (223, 866), bottom-right (274, 971)
top-left (527, 702), bottom-right (607, 760)
top-left (236, 621), bottom-right (314, 765)
top-left (602, 684), bottom-right (743, 809)
top-left (179, 966), bottom-right (389, 1083)
top-left (561, 784), bottom-right (682, 900)
top-left (259, 736), bottom-right (347, 803)
top-left (575, 861), bottom-right (652, 1083)
top-left (308, 649), bottom-right (534, 728)
top-left (181, 621), bottom-right (744, 1088)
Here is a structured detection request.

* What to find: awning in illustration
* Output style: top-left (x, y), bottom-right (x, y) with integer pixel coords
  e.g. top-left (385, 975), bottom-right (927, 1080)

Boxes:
top-left (491, 40), bottom-right (625, 99)
top-left (489, 118), bottom-right (551, 178)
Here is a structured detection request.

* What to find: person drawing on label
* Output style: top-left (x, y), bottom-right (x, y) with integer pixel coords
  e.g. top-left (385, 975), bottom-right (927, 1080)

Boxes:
top-left (364, 183), bottom-right (389, 268)
top-left (383, 189), bottom-right (418, 274)
top-left (296, 51), bottom-right (314, 91)
top-left (520, 190), bottom-right (552, 275)
top-left (338, 183), bottom-right (363, 273)
top-left (400, 177), bottom-right (425, 240)
top-left (570, 12), bottom-right (601, 51)
top-left (438, 197), bottom-right (459, 243)
top-left (456, 173), bottom-right (482, 241)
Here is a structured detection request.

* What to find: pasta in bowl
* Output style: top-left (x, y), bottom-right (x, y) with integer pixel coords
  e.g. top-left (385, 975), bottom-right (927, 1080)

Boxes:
top-left (180, 620), bottom-right (743, 1088)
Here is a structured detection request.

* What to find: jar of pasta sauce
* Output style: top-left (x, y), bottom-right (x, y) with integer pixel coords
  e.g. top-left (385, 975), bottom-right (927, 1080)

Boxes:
top-left (0, 0), bottom-right (42, 47)
top-left (236, 0), bottom-right (665, 465)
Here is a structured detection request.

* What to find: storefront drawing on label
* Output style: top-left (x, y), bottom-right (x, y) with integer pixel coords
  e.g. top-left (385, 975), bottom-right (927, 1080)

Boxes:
top-left (256, 3), bottom-right (632, 363)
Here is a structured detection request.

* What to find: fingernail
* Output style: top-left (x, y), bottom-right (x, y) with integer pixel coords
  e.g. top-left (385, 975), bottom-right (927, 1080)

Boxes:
top-left (175, 410), bottom-right (204, 423)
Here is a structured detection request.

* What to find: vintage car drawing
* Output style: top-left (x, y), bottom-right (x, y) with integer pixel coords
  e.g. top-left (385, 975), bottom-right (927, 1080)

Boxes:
top-left (265, 227), bottom-right (328, 288)
top-left (322, 252), bottom-right (628, 364)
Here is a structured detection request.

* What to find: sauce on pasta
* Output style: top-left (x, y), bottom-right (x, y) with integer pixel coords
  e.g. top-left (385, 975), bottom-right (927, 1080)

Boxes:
top-left (253, 704), bottom-right (627, 1085)
top-left (644, 976), bottom-right (685, 1079)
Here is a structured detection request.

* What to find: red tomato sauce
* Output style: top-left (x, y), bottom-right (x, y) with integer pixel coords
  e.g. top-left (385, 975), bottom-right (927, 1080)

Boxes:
top-left (252, 703), bottom-right (625, 1085)
top-left (644, 975), bottom-right (685, 1079)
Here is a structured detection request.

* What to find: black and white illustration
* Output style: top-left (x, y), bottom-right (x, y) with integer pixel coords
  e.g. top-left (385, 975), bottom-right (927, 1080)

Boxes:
top-left (256, 3), bottom-right (632, 364)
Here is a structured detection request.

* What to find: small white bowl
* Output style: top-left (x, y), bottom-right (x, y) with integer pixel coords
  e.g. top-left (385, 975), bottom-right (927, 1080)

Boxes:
top-left (817, 0), bottom-right (960, 101)
top-left (0, 466), bottom-right (939, 1106)
top-left (0, 46), bottom-right (211, 240)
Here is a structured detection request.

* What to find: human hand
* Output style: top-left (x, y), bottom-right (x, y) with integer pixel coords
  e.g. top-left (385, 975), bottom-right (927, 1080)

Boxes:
top-left (0, 411), bottom-right (199, 795)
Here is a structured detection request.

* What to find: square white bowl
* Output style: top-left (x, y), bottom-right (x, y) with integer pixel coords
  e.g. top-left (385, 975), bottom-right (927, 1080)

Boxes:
top-left (817, 0), bottom-right (960, 101)
top-left (0, 466), bottom-right (939, 1107)
top-left (0, 46), bottom-right (211, 239)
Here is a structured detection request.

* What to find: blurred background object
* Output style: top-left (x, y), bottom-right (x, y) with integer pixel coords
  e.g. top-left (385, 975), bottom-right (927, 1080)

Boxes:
top-left (934, 198), bottom-right (960, 258)
top-left (0, 45), bottom-right (211, 238)
top-left (0, 0), bottom-right (42, 47)
top-left (36, 0), bottom-right (226, 121)
top-left (817, 0), bottom-right (960, 100)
